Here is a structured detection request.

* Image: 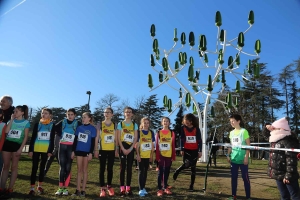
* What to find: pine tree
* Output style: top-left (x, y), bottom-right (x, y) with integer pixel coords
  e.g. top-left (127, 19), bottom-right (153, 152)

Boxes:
top-left (288, 81), bottom-right (300, 135)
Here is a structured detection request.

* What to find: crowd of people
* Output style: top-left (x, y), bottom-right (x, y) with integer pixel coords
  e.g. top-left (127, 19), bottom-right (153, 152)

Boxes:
top-left (0, 95), bottom-right (299, 200)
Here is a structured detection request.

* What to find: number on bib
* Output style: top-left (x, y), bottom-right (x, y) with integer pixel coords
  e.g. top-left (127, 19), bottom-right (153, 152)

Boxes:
top-left (141, 143), bottom-right (151, 151)
top-left (78, 132), bottom-right (88, 143)
top-left (37, 131), bottom-right (50, 140)
top-left (7, 129), bottom-right (21, 139)
top-left (160, 143), bottom-right (170, 151)
top-left (186, 136), bottom-right (196, 143)
top-left (61, 132), bottom-right (75, 142)
top-left (104, 135), bottom-right (114, 143)
top-left (123, 134), bottom-right (133, 143)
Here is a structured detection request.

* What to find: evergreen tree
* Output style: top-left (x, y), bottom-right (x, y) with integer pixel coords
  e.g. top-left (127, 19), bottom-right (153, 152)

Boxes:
top-left (288, 81), bottom-right (300, 135)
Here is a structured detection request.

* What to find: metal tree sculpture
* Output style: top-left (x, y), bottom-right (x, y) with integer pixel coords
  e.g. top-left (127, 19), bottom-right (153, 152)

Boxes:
top-left (148, 10), bottom-right (261, 162)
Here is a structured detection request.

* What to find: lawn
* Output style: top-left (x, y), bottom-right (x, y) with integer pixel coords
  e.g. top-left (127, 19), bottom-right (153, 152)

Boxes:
top-left (4, 155), bottom-right (283, 199)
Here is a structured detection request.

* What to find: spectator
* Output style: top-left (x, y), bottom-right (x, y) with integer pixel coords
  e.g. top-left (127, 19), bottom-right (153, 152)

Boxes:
top-left (0, 96), bottom-right (14, 123)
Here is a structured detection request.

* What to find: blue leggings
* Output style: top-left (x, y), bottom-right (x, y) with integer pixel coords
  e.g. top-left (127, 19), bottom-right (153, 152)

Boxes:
top-left (230, 162), bottom-right (251, 198)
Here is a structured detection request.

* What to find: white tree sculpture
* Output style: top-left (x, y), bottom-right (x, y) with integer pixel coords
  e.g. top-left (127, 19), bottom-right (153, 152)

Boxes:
top-left (148, 10), bottom-right (261, 162)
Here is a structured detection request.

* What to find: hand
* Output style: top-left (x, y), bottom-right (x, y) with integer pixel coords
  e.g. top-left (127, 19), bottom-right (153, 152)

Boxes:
top-left (47, 153), bottom-right (52, 157)
top-left (243, 157), bottom-right (249, 165)
top-left (226, 156), bottom-right (231, 163)
top-left (149, 157), bottom-right (153, 163)
top-left (88, 154), bottom-right (92, 161)
top-left (71, 152), bottom-right (75, 159)
top-left (28, 152), bottom-right (33, 158)
top-left (124, 149), bottom-right (130, 156)
top-left (180, 151), bottom-right (184, 156)
top-left (198, 152), bottom-right (202, 158)
top-left (137, 155), bottom-right (141, 162)
top-left (10, 114), bottom-right (15, 120)
top-left (15, 149), bottom-right (22, 157)
top-left (94, 151), bottom-right (99, 158)
top-left (115, 149), bottom-right (119, 157)
top-left (283, 178), bottom-right (290, 184)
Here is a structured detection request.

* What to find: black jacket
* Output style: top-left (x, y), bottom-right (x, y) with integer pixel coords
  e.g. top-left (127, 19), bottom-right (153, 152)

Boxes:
top-left (268, 135), bottom-right (299, 181)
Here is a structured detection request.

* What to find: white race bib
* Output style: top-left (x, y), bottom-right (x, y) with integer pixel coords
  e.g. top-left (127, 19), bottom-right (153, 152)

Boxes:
top-left (160, 143), bottom-right (170, 151)
top-left (7, 129), bottom-right (21, 139)
top-left (141, 142), bottom-right (151, 151)
top-left (78, 132), bottom-right (88, 143)
top-left (232, 136), bottom-right (241, 147)
top-left (61, 132), bottom-right (75, 143)
top-left (123, 133), bottom-right (134, 143)
top-left (37, 131), bottom-right (50, 140)
top-left (104, 135), bottom-right (114, 144)
top-left (186, 136), bottom-right (196, 143)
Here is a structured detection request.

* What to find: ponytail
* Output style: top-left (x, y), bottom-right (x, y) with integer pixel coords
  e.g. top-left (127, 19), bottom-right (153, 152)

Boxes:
top-left (16, 105), bottom-right (29, 119)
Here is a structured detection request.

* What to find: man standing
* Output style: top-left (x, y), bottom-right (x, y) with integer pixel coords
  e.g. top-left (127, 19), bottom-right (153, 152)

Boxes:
top-left (0, 95), bottom-right (14, 123)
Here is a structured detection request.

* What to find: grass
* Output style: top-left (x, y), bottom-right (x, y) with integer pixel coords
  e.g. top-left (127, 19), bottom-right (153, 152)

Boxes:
top-left (2, 155), bottom-right (282, 199)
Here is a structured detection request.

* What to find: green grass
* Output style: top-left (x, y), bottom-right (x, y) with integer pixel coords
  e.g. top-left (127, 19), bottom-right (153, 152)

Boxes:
top-left (3, 155), bottom-right (280, 199)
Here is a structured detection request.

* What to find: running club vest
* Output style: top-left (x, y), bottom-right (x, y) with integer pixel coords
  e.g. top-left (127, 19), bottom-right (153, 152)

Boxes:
top-left (159, 130), bottom-right (172, 158)
top-left (139, 130), bottom-right (153, 158)
top-left (7, 120), bottom-right (29, 144)
top-left (230, 128), bottom-right (247, 163)
top-left (34, 122), bottom-right (53, 153)
top-left (183, 127), bottom-right (198, 150)
top-left (60, 119), bottom-right (78, 144)
top-left (100, 122), bottom-right (115, 150)
top-left (120, 122), bottom-right (135, 145)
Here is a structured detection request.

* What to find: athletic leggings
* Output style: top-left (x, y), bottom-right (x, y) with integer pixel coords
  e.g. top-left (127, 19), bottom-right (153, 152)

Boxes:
top-left (99, 150), bottom-right (115, 187)
top-left (58, 144), bottom-right (73, 185)
top-left (231, 162), bottom-right (251, 198)
top-left (30, 152), bottom-right (48, 185)
top-left (44, 153), bottom-right (59, 176)
top-left (157, 155), bottom-right (172, 190)
top-left (119, 142), bottom-right (134, 186)
top-left (138, 158), bottom-right (149, 190)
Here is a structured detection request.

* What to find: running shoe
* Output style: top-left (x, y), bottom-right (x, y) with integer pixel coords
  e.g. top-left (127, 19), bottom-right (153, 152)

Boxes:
top-left (157, 189), bottom-right (163, 196)
top-left (71, 190), bottom-right (80, 197)
top-left (100, 189), bottom-right (106, 197)
top-left (62, 188), bottom-right (69, 196)
top-left (164, 188), bottom-right (172, 195)
top-left (37, 187), bottom-right (44, 194)
top-left (227, 196), bottom-right (237, 200)
top-left (138, 190), bottom-right (145, 197)
top-left (80, 191), bottom-right (86, 197)
top-left (55, 188), bottom-right (63, 195)
top-left (142, 188), bottom-right (148, 195)
top-left (107, 187), bottom-right (114, 196)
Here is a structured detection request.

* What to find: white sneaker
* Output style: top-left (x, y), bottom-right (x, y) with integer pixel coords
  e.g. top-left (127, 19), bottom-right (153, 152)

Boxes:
top-left (62, 189), bottom-right (69, 196)
top-left (55, 188), bottom-right (63, 195)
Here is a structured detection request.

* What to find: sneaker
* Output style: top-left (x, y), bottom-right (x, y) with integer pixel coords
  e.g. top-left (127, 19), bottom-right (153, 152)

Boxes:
top-left (28, 190), bottom-right (35, 195)
top-left (37, 187), bottom-right (44, 194)
top-left (173, 171), bottom-right (179, 180)
top-left (126, 190), bottom-right (133, 196)
top-left (157, 189), bottom-right (163, 196)
top-left (80, 191), bottom-right (86, 197)
top-left (55, 188), bottom-right (63, 195)
top-left (107, 187), bottom-right (114, 196)
top-left (227, 196), bottom-right (237, 200)
top-left (164, 188), bottom-right (172, 195)
top-left (188, 185), bottom-right (194, 192)
top-left (139, 190), bottom-right (145, 197)
top-left (142, 188), bottom-right (148, 195)
top-left (166, 185), bottom-right (172, 189)
top-left (71, 190), bottom-right (80, 197)
top-left (62, 188), bottom-right (69, 196)
top-left (100, 189), bottom-right (106, 197)
top-left (120, 190), bottom-right (126, 197)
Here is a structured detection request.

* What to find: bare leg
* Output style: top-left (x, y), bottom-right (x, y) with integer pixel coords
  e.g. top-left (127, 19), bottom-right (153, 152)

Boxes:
top-left (76, 156), bottom-right (83, 191)
top-left (8, 152), bottom-right (20, 189)
top-left (0, 152), bottom-right (12, 189)
top-left (82, 157), bottom-right (88, 191)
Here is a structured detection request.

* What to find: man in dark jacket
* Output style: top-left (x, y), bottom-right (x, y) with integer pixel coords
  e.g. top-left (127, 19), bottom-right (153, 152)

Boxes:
top-left (0, 95), bottom-right (14, 123)
top-left (206, 134), bottom-right (218, 167)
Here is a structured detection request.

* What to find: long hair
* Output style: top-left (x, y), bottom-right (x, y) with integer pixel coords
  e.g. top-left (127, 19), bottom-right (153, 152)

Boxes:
top-left (182, 113), bottom-right (199, 128)
top-left (16, 105), bottom-right (29, 119)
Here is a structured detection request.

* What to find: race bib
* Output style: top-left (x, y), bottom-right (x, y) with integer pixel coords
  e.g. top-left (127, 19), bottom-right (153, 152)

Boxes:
top-left (104, 135), bottom-right (114, 144)
top-left (232, 136), bottom-right (241, 146)
top-left (186, 136), bottom-right (196, 143)
top-left (123, 133), bottom-right (134, 143)
top-left (7, 129), bottom-right (21, 139)
top-left (141, 142), bottom-right (151, 151)
top-left (160, 143), bottom-right (170, 151)
top-left (61, 132), bottom-right (75, 142)
top-left (37, 131), bottom-right (50, 140)
top-left (78, 132), bottom-right (88, 143)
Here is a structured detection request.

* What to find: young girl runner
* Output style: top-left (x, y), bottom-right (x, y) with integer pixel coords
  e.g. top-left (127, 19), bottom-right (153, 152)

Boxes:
top-left (51, 108), bottom-right (81, 196)
top-left (173, 113), bottom-right (202, 191)
top-left (156, 117), bottom-right (176, 197)
top-left (71, 112), bottom-right (96, 197)
top-left (136, 117), bottom-right (155, 197)
top-left (117, 106), bottom-right (138, 197)
top-left (227, 114), bottom-right (251, 200)
top-left (28, 108), bottom-right (55, 195)
top-left (0, 105), bottom-right (30, 198)
top-left (98, 107), bottom-right (118, 197)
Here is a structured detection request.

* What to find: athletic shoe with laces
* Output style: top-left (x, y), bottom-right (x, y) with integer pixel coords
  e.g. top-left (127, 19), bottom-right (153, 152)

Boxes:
top-left (142, 188), bottom-right (148, 195)
top-left (80, 191), bottom-right (86, 197)
top-left (100, 189), bottom-right (106, 197)
top-left (120, 190), bottom-right (126, 197)
top-left (62, 188), bottom-right (69, 196)
top-left (164, 188), bottom-right (172, 195)
top-left (107, 187), bottom-right (114, 196)
top-left (71, 190), bottom-right (80, 197)
top-left (138, 190), bottom-right (145, 197)
top-left (227, 196), bottom-right (237, 200)
top-left (157, 189), bottom-right (163, 196)
top-left (28, 190), bottom-right (35, 195)
top-left (188, 185), bottom-right (194, 192)
top-left (37, 187), bottom-right (44, 194)
top-left (55, 188), bottom-right (63, 195)
top-left (126, 190), bottom-right (133, 196)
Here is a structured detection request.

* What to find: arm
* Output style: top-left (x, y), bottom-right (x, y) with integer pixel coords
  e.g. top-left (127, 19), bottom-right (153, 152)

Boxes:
top-left (155, 132), bottom-right (160, 161)
top-left (16, 127), bottom-right (29, 156)
top-left (94, 128), bottom-right (100, 158)
top-left (180, 126), bottom-right (184, 151)
top-left (227, 132), bottom-right (232, 163)
top-left (29, 123), bottom-right (38, 153)
top-left (136, 141), bottom-right (140, 162)
top-left (47, 123), bottom-right (56, 154)
top-left (171, 131), bottom-right (176, 161)
top-left (244, 138), bottom-right (250, 165)
top-left (114, 124), bottom-right (119, 156)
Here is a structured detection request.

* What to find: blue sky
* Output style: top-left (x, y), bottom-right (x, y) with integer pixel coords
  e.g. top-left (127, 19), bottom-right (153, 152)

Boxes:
top-left (0, 0), bottom-right (300, 119)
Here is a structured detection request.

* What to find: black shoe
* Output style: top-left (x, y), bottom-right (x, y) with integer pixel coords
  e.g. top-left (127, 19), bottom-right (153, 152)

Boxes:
top-left (120, 190), bottom-right (126, 197)
top-left (126, 190), bottom-right (133, 196)
top-left (173, 171), bottom-right (179, 181)
top-left (188, 185), bottom-right (194, 192)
